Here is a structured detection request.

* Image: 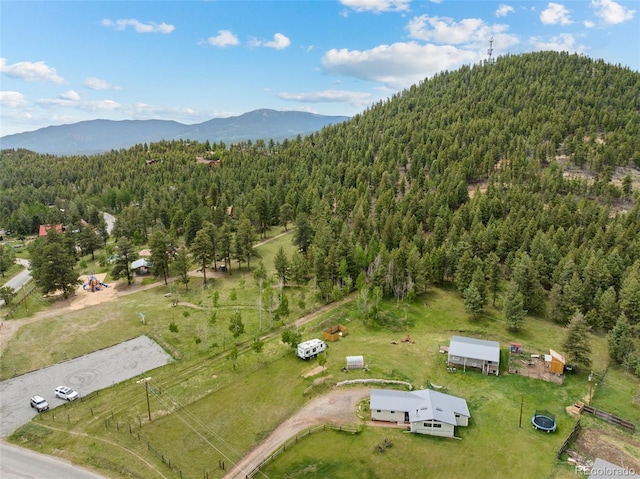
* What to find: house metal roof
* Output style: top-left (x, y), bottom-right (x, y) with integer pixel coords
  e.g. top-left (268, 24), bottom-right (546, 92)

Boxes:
top-left (448, 335), bottom-right (500, 363)
top-left (370, 389), bottom-right (470, 425)
top-left (131, 258), bottom-right (151, 269)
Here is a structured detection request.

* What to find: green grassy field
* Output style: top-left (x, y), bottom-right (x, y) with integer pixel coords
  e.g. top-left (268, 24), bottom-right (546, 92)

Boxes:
top-left (4, 230), bottom-right (640, 479)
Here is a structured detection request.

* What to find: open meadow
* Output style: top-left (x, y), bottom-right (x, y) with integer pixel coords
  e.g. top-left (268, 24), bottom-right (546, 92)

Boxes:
top-left (2, 231), bottom-right (639, 479)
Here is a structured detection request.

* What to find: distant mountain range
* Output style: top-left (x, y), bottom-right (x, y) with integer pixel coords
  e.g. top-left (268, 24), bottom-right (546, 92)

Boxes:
top-left (0, 109), bottom-right (350, 155)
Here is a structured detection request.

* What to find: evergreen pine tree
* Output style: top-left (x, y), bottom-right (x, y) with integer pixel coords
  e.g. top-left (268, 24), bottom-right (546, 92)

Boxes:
top-left (563, 311), bottom-right (592, 367)
top-left (504, 281), bottom-right (527, 331)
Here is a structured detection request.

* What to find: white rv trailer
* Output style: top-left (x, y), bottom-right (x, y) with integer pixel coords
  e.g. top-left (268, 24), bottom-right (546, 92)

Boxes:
top-left (296, 338), bottom-right (327, 360)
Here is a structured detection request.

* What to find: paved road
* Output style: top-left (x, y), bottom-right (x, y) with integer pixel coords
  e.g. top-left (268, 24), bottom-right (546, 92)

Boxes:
top-left (2, 259), bottom-right (31, 292)
top-left (0, 335), bottom-right (172, 437)
top-left (0, 259), bottom-right (31, 308)
top-left (0, 441), bottom-right (108, 479)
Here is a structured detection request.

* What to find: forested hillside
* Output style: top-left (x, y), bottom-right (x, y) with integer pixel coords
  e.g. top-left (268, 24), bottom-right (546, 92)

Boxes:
top-left (2, 51), bottom-right (640, 369)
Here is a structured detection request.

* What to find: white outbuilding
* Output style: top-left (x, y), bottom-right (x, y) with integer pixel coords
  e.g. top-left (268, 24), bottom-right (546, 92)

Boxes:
top-left (346, 355), bottom-right (365, 370)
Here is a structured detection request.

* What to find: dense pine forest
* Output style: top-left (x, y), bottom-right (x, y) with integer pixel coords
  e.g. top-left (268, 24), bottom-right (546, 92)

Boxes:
top-left (2, 51), bottom-right (640, 371)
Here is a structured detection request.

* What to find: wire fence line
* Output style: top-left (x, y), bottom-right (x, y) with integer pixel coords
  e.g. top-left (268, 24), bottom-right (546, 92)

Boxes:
top-left (246, 423), bottom-right (361, 479)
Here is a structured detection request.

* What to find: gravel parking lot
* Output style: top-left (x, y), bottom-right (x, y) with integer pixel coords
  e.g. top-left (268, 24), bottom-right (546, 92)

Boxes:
top-left (0, 335), bottom-right (172, 437)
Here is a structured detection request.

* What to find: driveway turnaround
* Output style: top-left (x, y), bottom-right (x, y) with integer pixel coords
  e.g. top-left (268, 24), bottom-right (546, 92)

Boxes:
top-left (0, 335), bottom-right (172, 437)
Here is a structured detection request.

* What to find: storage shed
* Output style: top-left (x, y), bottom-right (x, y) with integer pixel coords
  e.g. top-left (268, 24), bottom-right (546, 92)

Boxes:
top-left (346, 355), bottom-right (365, 370)
top-left (448, 335), bottom-right (500, 376)
top-left (548, 349), bottom-right (565, 374)
top-left (510, 342), bottom-right (523, 354)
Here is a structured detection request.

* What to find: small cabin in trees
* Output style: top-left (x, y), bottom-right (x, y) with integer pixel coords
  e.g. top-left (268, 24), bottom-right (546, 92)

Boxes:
top-left (131, 258), bottom-right (152, 275)
top-left (448, 335), bottom-right (500, 376)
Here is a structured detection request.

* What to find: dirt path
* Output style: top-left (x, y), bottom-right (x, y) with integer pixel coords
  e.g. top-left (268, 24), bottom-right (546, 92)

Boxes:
top-left (224, 387), bottom-right (370, 479)
top-left (0, 275), bottom-right (165, 351)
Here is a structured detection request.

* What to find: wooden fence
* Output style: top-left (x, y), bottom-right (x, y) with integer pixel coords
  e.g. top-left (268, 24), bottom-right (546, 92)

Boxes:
top-left (246, 423), bottom-right (360, 478)
top-left (581, 405), bottom-right (636, 432)
top-left (4, 283), bottom-right (37, 319)
top-left (557, 419), bottom-right (581, 459)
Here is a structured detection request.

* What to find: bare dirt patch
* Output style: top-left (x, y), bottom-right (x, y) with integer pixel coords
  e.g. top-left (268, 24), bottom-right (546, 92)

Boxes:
top-left (303, 365), bottom-right (325, 378)
top-left (572, 427), bottom-right (640, 472)
top-left (67, 273), bottom-right (117, 311)
top-left (508, 353), bottom-right (564, 385)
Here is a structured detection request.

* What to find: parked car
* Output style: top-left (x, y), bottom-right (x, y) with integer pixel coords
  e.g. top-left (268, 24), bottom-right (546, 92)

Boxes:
top-left (30, 395), bottom-right (49, 412)
top-left (54, 386), bottom-right (79, 401)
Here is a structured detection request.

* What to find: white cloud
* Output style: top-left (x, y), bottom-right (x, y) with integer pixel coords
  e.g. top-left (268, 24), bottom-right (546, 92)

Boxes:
top-left (591, 0), bottom-right (635, 24)
top-left (205, 30), bottom-right (239, 47)
top-left (584, 20), bottom-right (596, 28)
top-left (496, 4), bottom-right (515, 17)
top-left (0, 58), bottom-right (65, 83)
top-left (322, 42), bottom-right (479, 89)
top-left (250, 33), bottom-right (291, 50)
top-left (32, 95), bottom-right (201, 122)
top-left (340, 0), bottom-right (411, 13)
top-left (0, 91), bottom-right (28, 108)
top-left (59, 90), bottom-right (80, 101)
top-left (101, 18), bottom-right (175, 34)
top-left (83, 77), bottom-right (120, 90)
top-left (530, 33), bottom-right (586, 53)
top-left (37, 98), bottom-right (123, 111)
top-left (264, 33), bottom-right (291, 50)
top-left (406, 15), bottom-right (512, 45)
top-left (277, 89), bottom-right (372, 105)
top-left (540, 3), bottom-right (572, 25)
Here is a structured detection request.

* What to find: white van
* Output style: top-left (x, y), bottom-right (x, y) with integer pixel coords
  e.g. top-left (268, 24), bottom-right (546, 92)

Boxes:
top-left (296, 339), bottom-right (327, 360)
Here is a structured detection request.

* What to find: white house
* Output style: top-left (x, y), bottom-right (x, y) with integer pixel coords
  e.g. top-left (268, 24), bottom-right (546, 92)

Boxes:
top-left (370, 389), bottom-right (470, 438)
top-left (448, 335), bottom-right (500, 375)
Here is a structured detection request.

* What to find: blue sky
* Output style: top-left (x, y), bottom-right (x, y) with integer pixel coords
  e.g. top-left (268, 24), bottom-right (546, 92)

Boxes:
top-left (1, 0), bottom-right (638, 136)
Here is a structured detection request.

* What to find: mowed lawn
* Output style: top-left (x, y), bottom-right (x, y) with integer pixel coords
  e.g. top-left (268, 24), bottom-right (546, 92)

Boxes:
top-left (260, 293), bottom-right (606, 479)
top-left (5, 231), bottom-right (640, 479)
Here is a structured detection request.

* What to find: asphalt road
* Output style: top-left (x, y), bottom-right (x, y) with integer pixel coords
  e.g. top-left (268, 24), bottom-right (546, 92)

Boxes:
top-left (0, 259), bottom-right (31, 308)
top-left (0, 441), bottom-right (108, 479)
top-left (0, 335), bottom-right (172, 437)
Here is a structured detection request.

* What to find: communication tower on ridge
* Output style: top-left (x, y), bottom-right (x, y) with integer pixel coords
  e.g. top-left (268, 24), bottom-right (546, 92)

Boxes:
top-left (487, 36), bottom-right (494, 64)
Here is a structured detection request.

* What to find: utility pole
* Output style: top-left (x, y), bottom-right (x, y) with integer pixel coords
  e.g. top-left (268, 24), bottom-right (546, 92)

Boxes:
top-left (588, 372), bottom-right (593, 406)
top-left (519, 394), bottom-right (524, 428)
top-left (137, 377), bottom-right (152, 421)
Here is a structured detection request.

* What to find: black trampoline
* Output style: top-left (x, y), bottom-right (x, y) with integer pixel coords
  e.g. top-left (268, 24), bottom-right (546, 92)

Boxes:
top-left (531, 410), bottom-right (557, 432)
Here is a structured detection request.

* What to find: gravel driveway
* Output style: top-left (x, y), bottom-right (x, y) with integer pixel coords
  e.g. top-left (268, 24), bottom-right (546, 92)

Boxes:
top-left (225, 387), bottom-right (370, 479)
top-left (0, 335), bottom-right (172, 437)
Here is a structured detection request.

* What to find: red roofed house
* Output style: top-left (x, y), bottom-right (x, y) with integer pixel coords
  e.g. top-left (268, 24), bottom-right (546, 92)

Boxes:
top-left (38, 224), bottom-right (65, 237)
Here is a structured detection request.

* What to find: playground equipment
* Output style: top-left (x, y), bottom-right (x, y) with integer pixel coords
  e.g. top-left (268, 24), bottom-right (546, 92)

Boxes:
top-left (532, 410), bottom-right (557, 432)
top-left (82, 274), bottom-right (109, 292)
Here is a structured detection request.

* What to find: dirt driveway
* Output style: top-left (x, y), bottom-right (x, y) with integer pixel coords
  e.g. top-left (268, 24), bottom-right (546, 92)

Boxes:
top-left (225, 387), bottom-right (370, 479)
